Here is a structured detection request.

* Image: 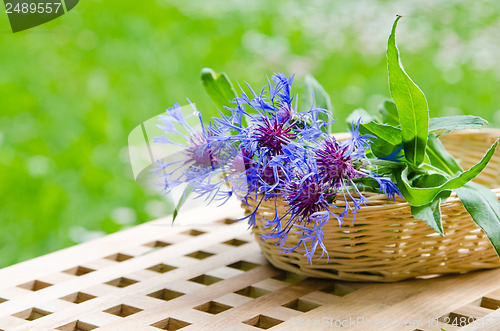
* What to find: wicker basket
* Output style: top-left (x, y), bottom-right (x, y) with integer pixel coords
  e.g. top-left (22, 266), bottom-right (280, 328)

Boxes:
top-left (244, 129), bottom-right (500, 282)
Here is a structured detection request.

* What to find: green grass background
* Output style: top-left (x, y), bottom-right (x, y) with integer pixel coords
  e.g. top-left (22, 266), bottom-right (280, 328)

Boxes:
top-left (1, 0), bottom-right (500, 267)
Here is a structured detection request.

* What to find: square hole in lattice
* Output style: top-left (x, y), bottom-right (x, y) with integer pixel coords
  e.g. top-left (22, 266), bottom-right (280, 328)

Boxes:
top-left (55, 320), bottom-right (98, 331)
top-left (188, 274), bottom-right (223, 285)
top-left (105, 277), bottom-right (139, 288)
top-left (63, 266), bottom-right (96, 276)
top-left (104, 253), bottom-right (133, 262)
top-left (319, 283), bottom-right (357, 297)
top-left (194, 301), bottom-right (232, 314)
top-left (227, 260), bottom-right (260, 271)
top-left (481, 296), bottom-right (500, 310)
top-left (147, 289), bottom-right (184, 301)
top-left (217, 218), bottom-right (238, 225)
top-left (151, 317), bottom-right (191, 330)
top-left (243, 315), bottom-right (284, 329)
top-left (144, 240), bottom-right (171, 248)
top-left (17, 280), bottom-right (53, 291)
top-left (12, 307), bottom-right (52, 321)
top-left (60, 292), bottom-right (97, 304)
top-left (103, 304), bottom-right (143, 318)
top-left (182, 229), bottom-right (205, 236)
top-left (147, 263), bottom-right (178, 274)
top-left (234, 286), bottom-right (270, 299)
top-left (283, 299), bottom-right (320, 312)
top-left (272, 271), bottom-right (307, 284)
top-left (222, 238), bottom-right (248, 247)
top-left (185, 250), bottom-right (214, 260)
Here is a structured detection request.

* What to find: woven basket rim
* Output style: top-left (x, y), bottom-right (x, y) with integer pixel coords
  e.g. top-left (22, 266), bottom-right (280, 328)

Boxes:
top-left (245, 188), bottom-right (500, 211)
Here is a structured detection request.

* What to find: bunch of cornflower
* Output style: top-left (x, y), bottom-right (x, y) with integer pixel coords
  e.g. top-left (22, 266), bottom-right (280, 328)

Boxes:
top-left (154, 73), bottom-right (400, 263)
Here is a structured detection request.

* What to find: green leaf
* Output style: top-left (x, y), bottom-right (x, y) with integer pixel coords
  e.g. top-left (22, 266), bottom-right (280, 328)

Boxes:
top-left (303, 75), bottom-right (333, 132)
top-left (378, 99), bottom-right (400, 126)
top-left (359, 121), bottom-right (402, 158)
top-left (304, 75), bottom-right (332, 110)
top-left (396, 140), bottom-right (498, 206)
top-left (413, 173), bottom-right (448, 188)
top-left (360, 121), bottom-right (402, 145)
top-left (346, 108), bottom-right (377, 125)
top-left (429, 115), bottom-right (488, 132)
top-left (172, 185), bottom-right (194, 223)
top-left (411, 190), bottom-right (451, 235)
top-left (456, 182), bottom-right (500, 257)
top-left (352, 176), bottom-right (382, 192)
top-left (201, 68), bottom-right (237, 114)
top-left (426, 134), bottom-right (463, 175)
top-left (387, 16), bottom-right (429, 167)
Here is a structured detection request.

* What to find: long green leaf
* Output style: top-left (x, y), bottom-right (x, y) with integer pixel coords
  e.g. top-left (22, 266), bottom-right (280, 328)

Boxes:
top-left (397, 140), bottom-right (498, 206)
top-left (303, 75), bottom-right (333, 132)
top-left (378, 99), bottom-right (400, 126)
top-left (411, 190), bottom-right (451, 235)
top-left (456, 182), bottom-right (500, 256)
top-left (387, 16), bottom-right (429, 166)
top-left (201, 68), bottom-right (237, 115)
top-left (429, 115), bottom-right (488, 132)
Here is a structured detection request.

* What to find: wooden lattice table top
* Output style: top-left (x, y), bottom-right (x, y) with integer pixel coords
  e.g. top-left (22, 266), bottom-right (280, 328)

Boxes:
top-left (1, 200), bottom-right (500, 331)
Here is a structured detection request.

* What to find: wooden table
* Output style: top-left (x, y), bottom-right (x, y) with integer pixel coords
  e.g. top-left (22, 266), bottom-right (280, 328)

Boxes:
top-left (1, 200), bottom-right (500, 331)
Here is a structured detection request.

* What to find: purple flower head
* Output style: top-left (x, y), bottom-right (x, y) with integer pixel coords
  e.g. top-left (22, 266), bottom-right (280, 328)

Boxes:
top-left (152, 103), bottom-right (238, 206)
top-left (185, 131), bottom-right (217, 169)
top-left (285, 173), bottom-right (333, 223)
top-left (158, 105), bottom-right (221, 179)
top-left (255, 117), bottom-right (297, 155)
top-left (315, 137), bottom-right (358, 189)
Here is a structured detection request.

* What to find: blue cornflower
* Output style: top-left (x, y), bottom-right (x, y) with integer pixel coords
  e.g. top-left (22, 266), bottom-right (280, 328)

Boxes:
top-left (152, 73), bottom-right (402, 265)
top-left (209, 73), bottom-right (326, 198)
top-left (288, 213), bottom-right (332, 263)
top-left (369, 175), bottom-right (402, 201)
top-left (153, 103), bottom-right (236, 204)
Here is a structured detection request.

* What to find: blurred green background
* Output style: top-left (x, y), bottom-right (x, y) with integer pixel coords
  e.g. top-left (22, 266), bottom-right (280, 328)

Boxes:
top-left (1, 0), bottom-right (500, 268)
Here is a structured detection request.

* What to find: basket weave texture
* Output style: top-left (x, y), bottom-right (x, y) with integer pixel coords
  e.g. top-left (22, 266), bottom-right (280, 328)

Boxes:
top-left (245, 130), bottom-right (500, 282)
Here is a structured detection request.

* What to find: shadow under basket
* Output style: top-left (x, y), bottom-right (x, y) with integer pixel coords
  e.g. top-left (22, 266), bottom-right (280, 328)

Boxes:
top-left (244, 129), bottom-right (500, 282)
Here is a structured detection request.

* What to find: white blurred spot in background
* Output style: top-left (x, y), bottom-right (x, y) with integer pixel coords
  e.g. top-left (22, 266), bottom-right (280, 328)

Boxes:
top-left (26, 155), bottom-right (53, 177)
top-left (69, 225), bottom-right (106, 243)
top-left (87, 70), bottom-right (109, 99)
top-left (111, 207), bottom-right (137, 226)
top-left (145, 199), bottom-right (169, 218)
